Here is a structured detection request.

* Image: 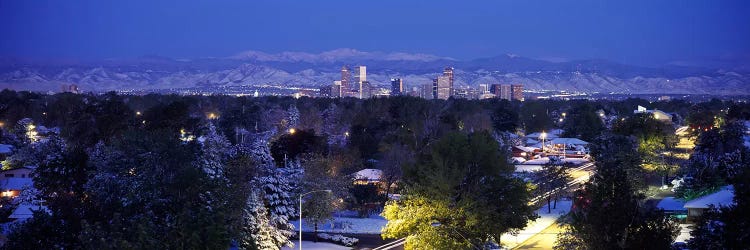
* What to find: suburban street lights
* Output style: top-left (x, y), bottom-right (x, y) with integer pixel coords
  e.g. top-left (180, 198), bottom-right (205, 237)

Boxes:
top-left (540, 131), bottom-right (547, 155)
top-left (299, 189), bottom-right (332, 250)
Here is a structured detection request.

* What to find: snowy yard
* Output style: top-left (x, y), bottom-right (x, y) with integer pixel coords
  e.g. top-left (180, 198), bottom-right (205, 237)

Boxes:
top-left (291, 214), bottom-right (387, 234)
top-left (523, 157), bottom-right (589, 165)
top-left (501, 200), bottom-right (572, 249)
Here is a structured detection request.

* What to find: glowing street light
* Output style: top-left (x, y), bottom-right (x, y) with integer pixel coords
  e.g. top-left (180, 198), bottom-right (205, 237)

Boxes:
top-left (288, 128), bottom-right (296, 135)
top-left (136, 111), bottom-right (142, 116)
top-left (540, 131), bottom-right (547, 153)
top-left (207, 113), bottom-right (218, 120)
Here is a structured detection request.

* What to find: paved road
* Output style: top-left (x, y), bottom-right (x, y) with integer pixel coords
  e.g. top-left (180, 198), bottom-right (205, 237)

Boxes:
top-left (514, 223), bottom-right (563, 249)
top-left (300, 233), bottom-right (403, 250)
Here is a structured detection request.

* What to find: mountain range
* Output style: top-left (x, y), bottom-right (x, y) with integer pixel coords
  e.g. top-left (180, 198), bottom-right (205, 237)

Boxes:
top-left (0, 48), bottom-right (748, 95)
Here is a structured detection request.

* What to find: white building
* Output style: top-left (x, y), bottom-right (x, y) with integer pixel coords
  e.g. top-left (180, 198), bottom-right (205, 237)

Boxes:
top-left (634, 105), bottom-right (673, 122)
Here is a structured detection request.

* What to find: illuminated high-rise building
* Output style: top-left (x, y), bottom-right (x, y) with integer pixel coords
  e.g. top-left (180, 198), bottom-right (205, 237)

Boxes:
top-left (354, 66), bottom-right (366, 84)
top-left (478, 84), bottom-right (489, 94)
top-left (500, 85), bottom-right (512, 100)
top-left (332, 80), bottom-right (342, 98)
top-left (341, 66), bottom-right (351, 94)
top-left (443, 67), bottom-right (454, 95)
top-left (511, 84), bottom-right (524, 101)
top-left (433, 75), bottom-right (451, 100)
top-left (391, 78), bottom-right (403, 96)
top-left (354, 66), bottom-right (367, 99)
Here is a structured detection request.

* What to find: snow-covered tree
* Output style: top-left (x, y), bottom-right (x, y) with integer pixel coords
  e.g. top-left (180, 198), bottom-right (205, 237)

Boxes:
top-left (13, 118), bottom-right (38, 145)
top-left (235, 132), bottom-right (300, 249)
top-left (287, 105), bottom-right (300, 129)
top-left (255, 166), bottom-right (297, 248)
top-left (198, 123), bottom-right (233, 179)
top-left (240, 191), bottom-right (280, 250)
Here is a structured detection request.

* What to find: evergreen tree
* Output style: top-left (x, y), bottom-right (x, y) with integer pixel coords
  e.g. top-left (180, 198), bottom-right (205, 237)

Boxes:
top-left (555, 134), bottom-right (679, 250)
top-left (240, 191), bottom-right (279, 250)
top-left (198, 123), bottom-right (233, 179)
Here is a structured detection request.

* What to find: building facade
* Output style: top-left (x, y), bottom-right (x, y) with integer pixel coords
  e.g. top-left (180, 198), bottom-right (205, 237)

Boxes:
top-left (391, 78), bottom-right (403, 96)
top-left (511, 84), bottom-right (523, 101)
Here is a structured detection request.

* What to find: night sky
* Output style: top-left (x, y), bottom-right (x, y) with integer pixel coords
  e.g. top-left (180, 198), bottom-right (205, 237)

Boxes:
top-left (1, 0), bottom-right (749, 66)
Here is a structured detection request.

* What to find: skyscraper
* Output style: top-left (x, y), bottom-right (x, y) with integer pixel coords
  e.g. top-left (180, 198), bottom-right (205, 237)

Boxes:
top-left (511, 84), bottom-right (524, 101)
top-left (478, 84), bottom-right (488, 94)
top-left (341, 66), bottom-right (351, 95)
top-left (500, 84), bottom-right (512, 100)
top-left (354, 66), bottom-right (366, 84)
top-left (391, 78), bottom-right (403, 96)
top-left (355, 66), bottom-right (367, 99)
top-left (443, 67), bottom-right (454, 95)
top-left (433, 75), bottom-right (451, 100)
top-left (332, 80), bottom-right (342, 98)
top-left (490, 84), bottom-right (502, 96)
top-left (421, 84), bottom-right (433, 99)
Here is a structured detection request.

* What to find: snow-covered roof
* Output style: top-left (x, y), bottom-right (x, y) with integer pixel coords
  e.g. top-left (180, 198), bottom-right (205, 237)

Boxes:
top-left (515, 165), bottom-right (543, 172)
top-left (684, 186), bottom-right (735, 209)
top-left (526, 138), bottom-right (539, 145)
top-left (353, 169), bottom-right (382, 181)
top-left (525, 132), bottom-right (559, 140)
top-left (8, 204), bottom-right (49, 220)
top-left (550, 138), bottom-right (589, 145)
top-left (513, 145), bottom-right (537, 152)
top-left (0, 178), bottom-right (33, 190)
top-left (0, 144), bottom-right (13, 154)
top-left (657, 197), bottom-right (687, 211)
top-left (511, 157), bottom-right (527, 164)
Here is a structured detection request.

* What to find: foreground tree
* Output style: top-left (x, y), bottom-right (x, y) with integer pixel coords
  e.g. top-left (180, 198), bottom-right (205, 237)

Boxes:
top-left (555, 134), bottom-right (679, 250)
top-left (688, 158), bottom-right (750, 249)
top-left (535, 159), bottom-right (573, 213)
top-left (382, 131), bottom-right (536, 249)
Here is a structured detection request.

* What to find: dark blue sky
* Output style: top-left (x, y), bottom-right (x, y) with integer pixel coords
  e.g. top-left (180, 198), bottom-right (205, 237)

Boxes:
top-left (1, 0), bottom-right (749, 66)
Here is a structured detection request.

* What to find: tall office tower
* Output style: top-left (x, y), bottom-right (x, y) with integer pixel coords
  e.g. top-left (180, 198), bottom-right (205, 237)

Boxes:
top-left (354, 66), bottom-right (366, 84)
top-left (511, 84), bottom-right (524, 101)
top-left (332, 80), bottom-right (342, 98)
top-left (478, 84), bottom-right (489, 94)
top-left (341, 66), bottom-right (351, 94)
top-left (421, 84), bottom-right (433, 99)
top-left (443, 67), bottom-right (454, 96)
top-left (500, 84), bottom-right (512, 100)
top-left (490, 84), bottom-right (502, 96)
top-left (391, 78), bottom-right (403, 96)
top-left (359, 81), bottom-right (373, 99)
top-left (433, 76), bottom-right (451, 100)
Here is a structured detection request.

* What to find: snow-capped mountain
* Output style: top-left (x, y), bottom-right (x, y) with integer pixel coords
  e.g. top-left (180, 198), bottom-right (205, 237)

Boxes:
top-left (229, 48), bottom-right (454, 63)
top-left (0, 49), bottom-right (748, 95)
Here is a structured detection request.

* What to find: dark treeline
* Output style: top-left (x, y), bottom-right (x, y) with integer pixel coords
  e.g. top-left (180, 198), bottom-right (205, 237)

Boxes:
top-left (0, 89), bottom-right (749, 249)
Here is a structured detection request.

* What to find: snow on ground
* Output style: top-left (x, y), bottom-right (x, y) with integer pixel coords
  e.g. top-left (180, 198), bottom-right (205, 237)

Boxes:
top-left (674, 224), bottom-right (693, 243)
top-left (281, 241), bottom-right (350, 250)
top-left (291, 214), bottom-right (387, 234)
top-left (515, 158), bottom-right (590, 172)
top-left (515, 164), bottom-right (543, 172)
top-left (501, 200), bottom-right (572, 249)
top-left (522, 157), bottom-right (589, 165)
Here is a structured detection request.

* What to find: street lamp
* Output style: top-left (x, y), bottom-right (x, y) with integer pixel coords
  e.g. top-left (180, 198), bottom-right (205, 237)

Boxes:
top-left (299, 189), bottom-right (332, 250)
top-left (540, 131), bottom-right (547, 154)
